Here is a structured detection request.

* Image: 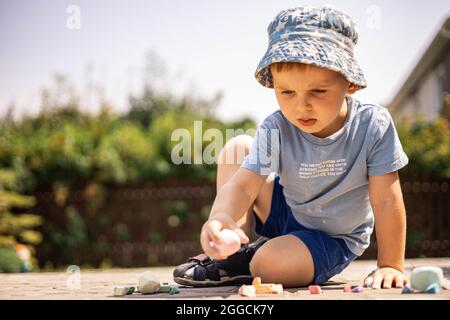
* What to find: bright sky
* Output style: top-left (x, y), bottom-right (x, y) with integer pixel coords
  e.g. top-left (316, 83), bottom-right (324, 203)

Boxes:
top-left (1, 0), bottom-right (449, 124)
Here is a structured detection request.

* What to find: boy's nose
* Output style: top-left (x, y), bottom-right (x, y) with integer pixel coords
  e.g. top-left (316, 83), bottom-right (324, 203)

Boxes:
top-left (294, 95), bottom-right (313, 112)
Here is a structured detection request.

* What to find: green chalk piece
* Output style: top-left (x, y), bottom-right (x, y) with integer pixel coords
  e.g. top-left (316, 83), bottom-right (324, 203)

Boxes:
top-left (169, 286), bottom-right (180, 295)
top-left (157, 285), bottom-right (172, 293)
top-left (114, 286), bottom-right (136, 296)
top-left (158, 285), bottom-right (180, 295)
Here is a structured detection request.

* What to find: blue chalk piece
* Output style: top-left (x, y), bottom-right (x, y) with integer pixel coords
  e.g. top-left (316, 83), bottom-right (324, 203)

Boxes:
top-left (425, 282), bottom-right (440, 294)
top-left (401, 285), bottom-right (412, 294)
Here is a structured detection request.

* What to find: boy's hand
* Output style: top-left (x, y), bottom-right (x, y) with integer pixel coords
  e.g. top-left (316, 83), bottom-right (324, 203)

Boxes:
top-left (200, 214), bottom-right (249, 260)
top-left (363, 267), bottom-right (409, 289)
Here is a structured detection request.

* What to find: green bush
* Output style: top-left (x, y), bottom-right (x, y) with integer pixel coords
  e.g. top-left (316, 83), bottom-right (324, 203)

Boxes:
top-left (0, 246), bottom-right (22, 273)
top-left (0, 171), bottom-right (42, 247)
top-left (0, 88), bottom-right (255, 194)
top-left (0, 169), bottom-right (42, 272)
top-left (0, 78), bottom-right (257, 268)
top-left (397, 116), bottom-right (450, 180)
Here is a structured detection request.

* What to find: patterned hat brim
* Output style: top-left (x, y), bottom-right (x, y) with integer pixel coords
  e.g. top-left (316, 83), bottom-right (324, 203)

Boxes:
top-left (255, 37), bottom-right (367, 90)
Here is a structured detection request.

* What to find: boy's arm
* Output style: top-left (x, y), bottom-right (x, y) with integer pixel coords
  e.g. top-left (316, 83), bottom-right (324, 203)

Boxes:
top-left (209, 167), bottom-right (265, 222)
top-left (364, 171), bottom-right (409, 289)
top-left (200, 167), bottom-right (265, 259)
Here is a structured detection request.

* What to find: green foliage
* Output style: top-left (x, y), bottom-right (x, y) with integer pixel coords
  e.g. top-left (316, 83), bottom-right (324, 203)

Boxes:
top-left (0, 246), bottom-right (22, 273)
top-left (397, 116), bottom-right (450, 180)
top-left (38, 206), bottom-right (88, 265)
top-left (0, 75), bottom-right (256, 268)
top-left (0, 171), bottom-right (42, 248)
top-left (0, 86), bottom-right (252, 193)
top-left (0, 169), bottom-right (43, 272)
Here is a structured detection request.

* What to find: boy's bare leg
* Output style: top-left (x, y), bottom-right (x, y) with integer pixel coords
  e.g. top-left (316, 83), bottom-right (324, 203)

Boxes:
top-left (250, 235), bottom-right (315, 287)
top-left (216, 135), bottom-right (315, 287)
top-left (216, 135), bottom-right (274, 242)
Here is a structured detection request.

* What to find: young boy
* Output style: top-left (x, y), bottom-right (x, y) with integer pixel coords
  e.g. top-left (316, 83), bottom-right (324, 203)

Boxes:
top-left (174, 5), bottom-right (409, 289)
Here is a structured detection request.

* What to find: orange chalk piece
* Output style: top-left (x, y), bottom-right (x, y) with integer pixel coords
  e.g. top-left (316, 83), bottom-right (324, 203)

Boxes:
top-left (343, 284), bottom-right (352, 292)
top-left (238, 278), bottom-right (284, 296)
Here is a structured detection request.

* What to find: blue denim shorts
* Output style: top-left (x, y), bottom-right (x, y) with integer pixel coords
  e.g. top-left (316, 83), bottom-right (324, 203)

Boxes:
top-left (254, 175), bottom-right (358, 285)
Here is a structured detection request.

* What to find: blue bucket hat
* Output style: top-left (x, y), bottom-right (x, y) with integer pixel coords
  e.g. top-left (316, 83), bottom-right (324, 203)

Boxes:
top-left (255, 5), bottom-right (367, 90)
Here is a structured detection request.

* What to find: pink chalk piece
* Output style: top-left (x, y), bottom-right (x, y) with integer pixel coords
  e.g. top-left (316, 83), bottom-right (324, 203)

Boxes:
top-left (351, 285), bottom-right (364, 293)
top-left (210, 229), bottom-right (241, 257)
top-left (343, 284), bottom-right (352, 292)
top-left (308, 285), bottom-right (322, 294)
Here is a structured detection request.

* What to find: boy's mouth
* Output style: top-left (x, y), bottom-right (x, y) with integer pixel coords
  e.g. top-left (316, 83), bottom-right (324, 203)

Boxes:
top-left (297, 118), bottom-right (317, 126)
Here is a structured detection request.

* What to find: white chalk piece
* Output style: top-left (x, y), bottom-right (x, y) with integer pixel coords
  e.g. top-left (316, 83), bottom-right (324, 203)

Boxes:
top-left (239, 285), bottom-right (256, 297)
top-left (210, 229), bottom-right (241, 257)
top-left (138, 271), bottom-right (161, 294)
top-left (410, 266), bottom-right (443, 293)
top-left (270, 284), bottom-right (284, 294)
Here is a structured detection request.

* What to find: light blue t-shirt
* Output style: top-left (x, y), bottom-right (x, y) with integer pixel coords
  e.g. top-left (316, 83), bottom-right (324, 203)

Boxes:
top-left (241, 95), bottom-right (409, 256)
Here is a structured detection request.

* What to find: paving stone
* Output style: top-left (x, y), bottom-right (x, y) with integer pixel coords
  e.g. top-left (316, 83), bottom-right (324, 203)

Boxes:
top-left (0, 259), bottom-right (449, 300)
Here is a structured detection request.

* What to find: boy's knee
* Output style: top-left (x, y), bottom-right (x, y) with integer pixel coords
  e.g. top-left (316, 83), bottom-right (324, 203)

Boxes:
top-left (218, 135), bottom-right (254, 165)
top-left (224, 135), bottom-right (254, 154)
top-left (249, 247), bottom-right (269, 280)
top-left (249, 256), bottom-right (259, 278)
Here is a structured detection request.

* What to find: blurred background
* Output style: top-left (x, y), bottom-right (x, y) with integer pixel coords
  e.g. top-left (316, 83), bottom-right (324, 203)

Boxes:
top-left (0, 0), bottom-right (449, 272)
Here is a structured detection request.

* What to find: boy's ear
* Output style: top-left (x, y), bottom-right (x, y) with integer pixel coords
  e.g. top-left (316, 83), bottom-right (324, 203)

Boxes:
top-left (347, 83), bottom-right (358, 94)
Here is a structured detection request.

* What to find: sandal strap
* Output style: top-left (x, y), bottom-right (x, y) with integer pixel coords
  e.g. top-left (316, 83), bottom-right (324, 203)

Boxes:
top-left (193, 259), bottom-right (221, 281)
top-left (179, 237), bottom-right (269, 282)
top-left (216, 247), bottom-right (252, 276)
top-left (188, 253), bottom-right (210, 263)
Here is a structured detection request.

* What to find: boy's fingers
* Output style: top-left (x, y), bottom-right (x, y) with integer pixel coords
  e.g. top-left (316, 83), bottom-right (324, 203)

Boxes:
top-left (201, 228), bottom-right (219, 250)
top-left (233, 228), bottom-right (249, 244)
top-left (364, 276), bottom-right (374, 288)
top-left (393, 275), bottom-right (404, 288)
top-left (200, 232), bottom-right (225, 259)
top-left (200, 230), bottom-right (213, 252)
top-left (208, 220), bottom-right (223, 244)
top-left (371, 274), bottom-right (383, 289)
top-left (399, 275), bottom-right (409, 287)
top-left (382, 274), bottom-right (394, 289)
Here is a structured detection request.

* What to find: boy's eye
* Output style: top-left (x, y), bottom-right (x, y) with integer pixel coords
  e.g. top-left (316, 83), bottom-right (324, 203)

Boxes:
top-left (312, 89), bottom-right (327, 94)
top-left (281, 90), bottom-right (294, 95)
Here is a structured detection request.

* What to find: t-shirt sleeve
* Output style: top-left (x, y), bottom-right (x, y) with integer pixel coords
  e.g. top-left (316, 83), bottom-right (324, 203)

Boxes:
top-left (241, 115), bottom-right (281, 178)
top-left (367, 108), bottom-right (409, 176)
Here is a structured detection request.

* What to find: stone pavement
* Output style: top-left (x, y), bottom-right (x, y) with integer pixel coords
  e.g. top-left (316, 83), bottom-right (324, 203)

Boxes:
top-left (0, 258), bottom-right (449, 300)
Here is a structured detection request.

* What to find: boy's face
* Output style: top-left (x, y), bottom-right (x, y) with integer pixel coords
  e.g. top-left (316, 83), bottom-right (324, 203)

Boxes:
top-left (271, 63), bottom-right (352, 138)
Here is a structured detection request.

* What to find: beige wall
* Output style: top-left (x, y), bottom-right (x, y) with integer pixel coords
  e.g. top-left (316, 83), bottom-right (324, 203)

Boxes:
top-left (393, 66), bottom-right (444, 121)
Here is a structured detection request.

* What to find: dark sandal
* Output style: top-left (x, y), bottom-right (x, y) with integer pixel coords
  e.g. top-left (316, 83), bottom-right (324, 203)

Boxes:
top-left (173, 236), bottom-right (269, 287)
